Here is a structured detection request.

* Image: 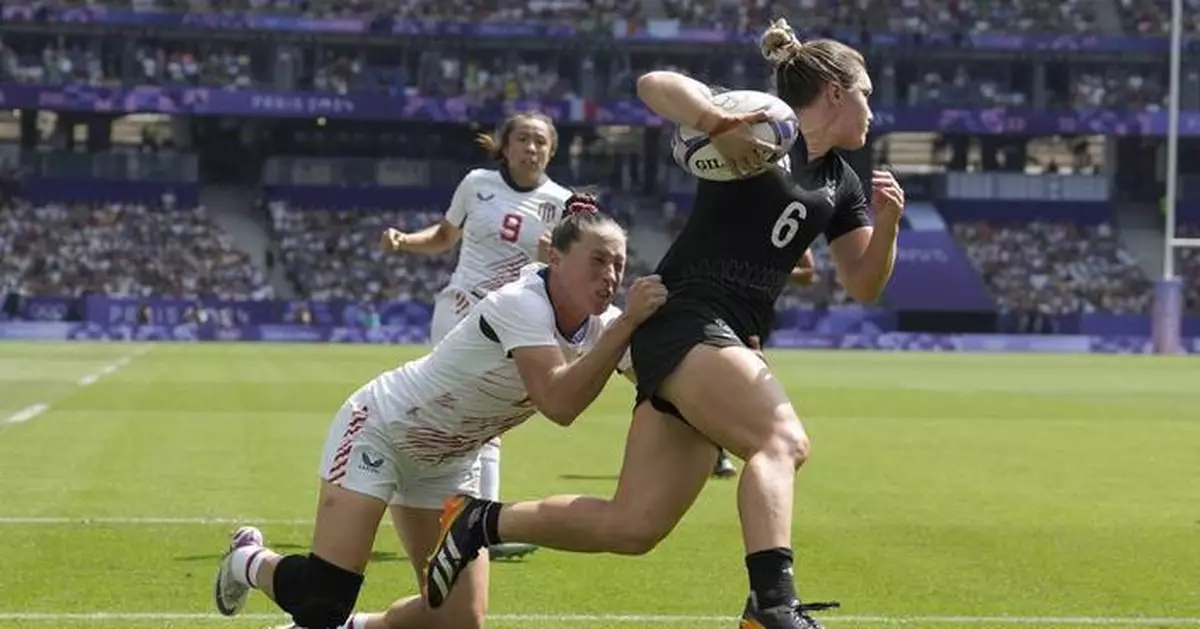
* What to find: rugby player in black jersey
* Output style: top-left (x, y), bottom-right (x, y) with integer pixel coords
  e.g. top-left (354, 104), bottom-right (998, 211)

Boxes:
top-left (424, 17), bottom-right (905, 629)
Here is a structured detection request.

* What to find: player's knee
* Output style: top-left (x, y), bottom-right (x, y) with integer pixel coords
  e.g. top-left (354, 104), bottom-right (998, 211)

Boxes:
top-left (272, 552), bottom-right (364, 629)
top-left (763, 420), bottom-right (811, 470)
top-left (432, 606), bottom-right (487, 629)
top-left (606, 517), bottom-right (671, 556)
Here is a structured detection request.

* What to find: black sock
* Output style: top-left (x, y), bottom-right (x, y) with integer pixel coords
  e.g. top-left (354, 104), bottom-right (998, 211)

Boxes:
top-left (745, 547), bottom-right (796, 609)
top-left (481, 502), bottom-right (503, 547)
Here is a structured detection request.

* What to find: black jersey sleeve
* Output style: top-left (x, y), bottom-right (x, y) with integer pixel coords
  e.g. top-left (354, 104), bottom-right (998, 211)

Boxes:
top-left (823, 163), bottom-right (872, 244)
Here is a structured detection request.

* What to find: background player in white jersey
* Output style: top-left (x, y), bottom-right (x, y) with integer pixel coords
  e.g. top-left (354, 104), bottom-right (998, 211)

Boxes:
top-left (212, 203), bottom-right (668, 629)
top-left (379, 112), bottom-right (571, 560)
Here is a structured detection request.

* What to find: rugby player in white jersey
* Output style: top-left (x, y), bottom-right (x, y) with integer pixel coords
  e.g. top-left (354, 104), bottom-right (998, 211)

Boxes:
top-left (379, 112), bottom-right (570, 560)
top-left (212, 198), bottom-right (668, 629)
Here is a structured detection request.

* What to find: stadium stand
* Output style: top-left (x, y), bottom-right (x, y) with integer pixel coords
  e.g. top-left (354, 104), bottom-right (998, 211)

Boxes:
top-left (0, 198), bottom-right (271, 301)
top-left (0, 0), bottom-right (1195, 349)
top-left (269, 204), bottom-right (454, 302)
top-left (952, 221), bottom-right (1155, 315)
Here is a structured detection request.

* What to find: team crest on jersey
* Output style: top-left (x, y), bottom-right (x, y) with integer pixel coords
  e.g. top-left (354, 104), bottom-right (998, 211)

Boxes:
top-left (538, 202), bottom-right (558, 224)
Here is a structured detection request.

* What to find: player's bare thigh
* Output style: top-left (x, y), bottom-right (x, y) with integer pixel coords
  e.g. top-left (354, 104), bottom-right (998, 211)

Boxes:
top-left (312, 480), bottom-right (391, 574)
top-left (658, 343), bottom-right (809, 461)
top-left (311, 400), bottom-right (397, 574)
top-left (604, 401), bottom-right (718, 553)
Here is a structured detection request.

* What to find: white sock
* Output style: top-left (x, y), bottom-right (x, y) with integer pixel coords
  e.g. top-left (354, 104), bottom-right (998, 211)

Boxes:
top-left (229, 546), bottom-right (278, 588)
top-left (479, 440), bottom-right (501, 501)
top-left (341, 612), bottom-right (368, 629)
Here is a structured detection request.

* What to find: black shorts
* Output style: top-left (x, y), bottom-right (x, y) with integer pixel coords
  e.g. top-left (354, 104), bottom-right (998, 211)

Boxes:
top-left (629, 297), bottom-right (748, 422)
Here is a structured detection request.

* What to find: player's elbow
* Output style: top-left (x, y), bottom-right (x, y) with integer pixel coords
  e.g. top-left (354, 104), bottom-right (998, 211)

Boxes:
top-left (431, 221), bottom-right (461, 252)
top-left (636, 72), bottom-right (674, 102)
top-left (527, 390), bottom-right (580, 427)
top-left (538, 403), bottom-right (579, 427)
top-left (841, 269), bottom-right (887, 304)
top-left (635, 72), bottom-right (662, 95)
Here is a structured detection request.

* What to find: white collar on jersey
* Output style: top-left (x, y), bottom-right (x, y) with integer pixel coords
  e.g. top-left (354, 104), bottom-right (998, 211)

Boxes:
top-left (499, 165), bottom-right (547, 193)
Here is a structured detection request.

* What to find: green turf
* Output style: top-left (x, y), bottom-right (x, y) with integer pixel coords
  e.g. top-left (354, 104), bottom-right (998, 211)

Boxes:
top-left (0, 343), bottom-right (1197, 628)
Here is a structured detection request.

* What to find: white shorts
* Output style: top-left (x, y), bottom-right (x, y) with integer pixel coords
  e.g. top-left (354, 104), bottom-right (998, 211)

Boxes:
top-left (318, 390), bottom-right (481, 510)
top-left (429, 286), bottom-right (481, 345)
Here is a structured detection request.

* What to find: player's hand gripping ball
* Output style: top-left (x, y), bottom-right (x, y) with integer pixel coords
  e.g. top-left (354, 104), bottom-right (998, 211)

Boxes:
top-left (673, 90), bottom-right (798, 181)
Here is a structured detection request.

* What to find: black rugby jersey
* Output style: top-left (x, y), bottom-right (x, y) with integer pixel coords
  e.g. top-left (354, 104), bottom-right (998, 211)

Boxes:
top-left (655, 150), bottom-right (872, 338)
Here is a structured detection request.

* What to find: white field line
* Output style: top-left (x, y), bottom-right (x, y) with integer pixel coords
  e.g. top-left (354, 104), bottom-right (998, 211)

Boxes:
top-left (0, 612), bottom-right (1198, 625)
top-left (0, 516), bottom-right (311, 525)
top-left (4, 348), bottom-right (149, 425)
top-left (3, 403), bottom-right (48, 424)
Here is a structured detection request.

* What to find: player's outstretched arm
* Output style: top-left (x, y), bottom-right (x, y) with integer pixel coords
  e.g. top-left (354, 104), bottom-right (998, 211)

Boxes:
top-left (381, 220), bottom-right (462, 255)
top-left (511, 276), bottom-right (667, 426)
top-left (381, 168), bottom-right (480, 255)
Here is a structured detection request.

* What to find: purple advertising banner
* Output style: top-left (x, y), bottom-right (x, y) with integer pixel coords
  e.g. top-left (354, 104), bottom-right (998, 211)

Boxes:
top-left (884, 231), bottom-right (995, 311)
top-left (2, 83), bottom-right (1198, 136)
top-left (772, 305), bottom-right (897, 334)
top-left (20, 295), bottom-right (892, 332)
top-left (21, 179), bottom-right (201, 206)
top-left (937, 200), bottom-right (1114, 225)
top-left (69, 296), bottom-right (433, 328)
top-left (19, 295), bottom-right (1200, 335)
top-left (2, 6), bottom-right (1194, 53)
top-left (1, 322), bottom-right (1195, 355)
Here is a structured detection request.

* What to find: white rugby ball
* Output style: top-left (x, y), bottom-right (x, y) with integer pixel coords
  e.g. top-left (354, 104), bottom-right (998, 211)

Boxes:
top-left (671, 90), bottom-right (799, 182)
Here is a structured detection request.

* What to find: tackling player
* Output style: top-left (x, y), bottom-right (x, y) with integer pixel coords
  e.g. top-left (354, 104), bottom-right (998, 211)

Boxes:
top-left (379, 112), bottom-right (570, 560)
top-left (212, 198), bottom-right (667, 629)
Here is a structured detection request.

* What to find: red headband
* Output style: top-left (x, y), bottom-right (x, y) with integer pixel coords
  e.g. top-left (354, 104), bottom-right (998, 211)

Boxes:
top-left (566, 194), bottom-right (599, 216)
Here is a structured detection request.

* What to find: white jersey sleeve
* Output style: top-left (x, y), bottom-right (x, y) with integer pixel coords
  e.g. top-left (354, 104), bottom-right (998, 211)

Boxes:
top-left (599, 305), bottom-right (633, 373)
top-left (444, 169), bottom-right (480, 228)
top-left (481, 286), bottom-right (561, 353)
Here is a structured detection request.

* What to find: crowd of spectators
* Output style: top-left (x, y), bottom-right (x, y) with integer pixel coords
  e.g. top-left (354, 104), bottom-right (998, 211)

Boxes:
top-left (268, 199), bottom-right (652, 305)
top-left (267, 202), bottom-right (456, 303)
top-left (0, 0), bottom-right (1185, 111)
top-left (1116, 0), bottom-right (1200, 35)
top-left (1070, 70), bottom-right (1168, 112)
top-left (126, 0), bottom-right (1115, 36)
top-left (0, 39), bottom-right (258, 89)
top-left (1177, 224), bottom-right (1200, 314)
top-left (952, 220), bottom-right (1155, 315)
top-left (0, 198), bottom-right (272, 301)
top-left (3, 192), bottom-right (1195, 332)
top-left (130, 45), bottom-right (256, 90)
top-left (5, 0), bottom-right (1195, 36)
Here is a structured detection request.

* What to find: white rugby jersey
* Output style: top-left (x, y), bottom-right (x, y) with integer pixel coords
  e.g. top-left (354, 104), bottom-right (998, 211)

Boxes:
top-left (365, 264), bottom-right (631, 466)
top-left (444, 168), bottom-right (573, 298)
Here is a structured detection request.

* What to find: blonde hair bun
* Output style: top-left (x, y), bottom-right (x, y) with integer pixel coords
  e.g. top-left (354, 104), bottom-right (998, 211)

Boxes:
top-left (760, 17), bottom-right (802, 65)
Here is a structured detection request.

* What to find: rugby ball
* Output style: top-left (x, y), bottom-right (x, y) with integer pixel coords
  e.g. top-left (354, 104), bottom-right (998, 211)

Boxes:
top-left (672, 90), bottom-right (799, 182)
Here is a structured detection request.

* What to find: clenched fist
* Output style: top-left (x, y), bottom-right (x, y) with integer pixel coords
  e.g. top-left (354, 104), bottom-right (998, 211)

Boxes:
top-left (381, 228), bottom-right (408, 253)
top-left (624, 275), bottom-right (669, 324)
